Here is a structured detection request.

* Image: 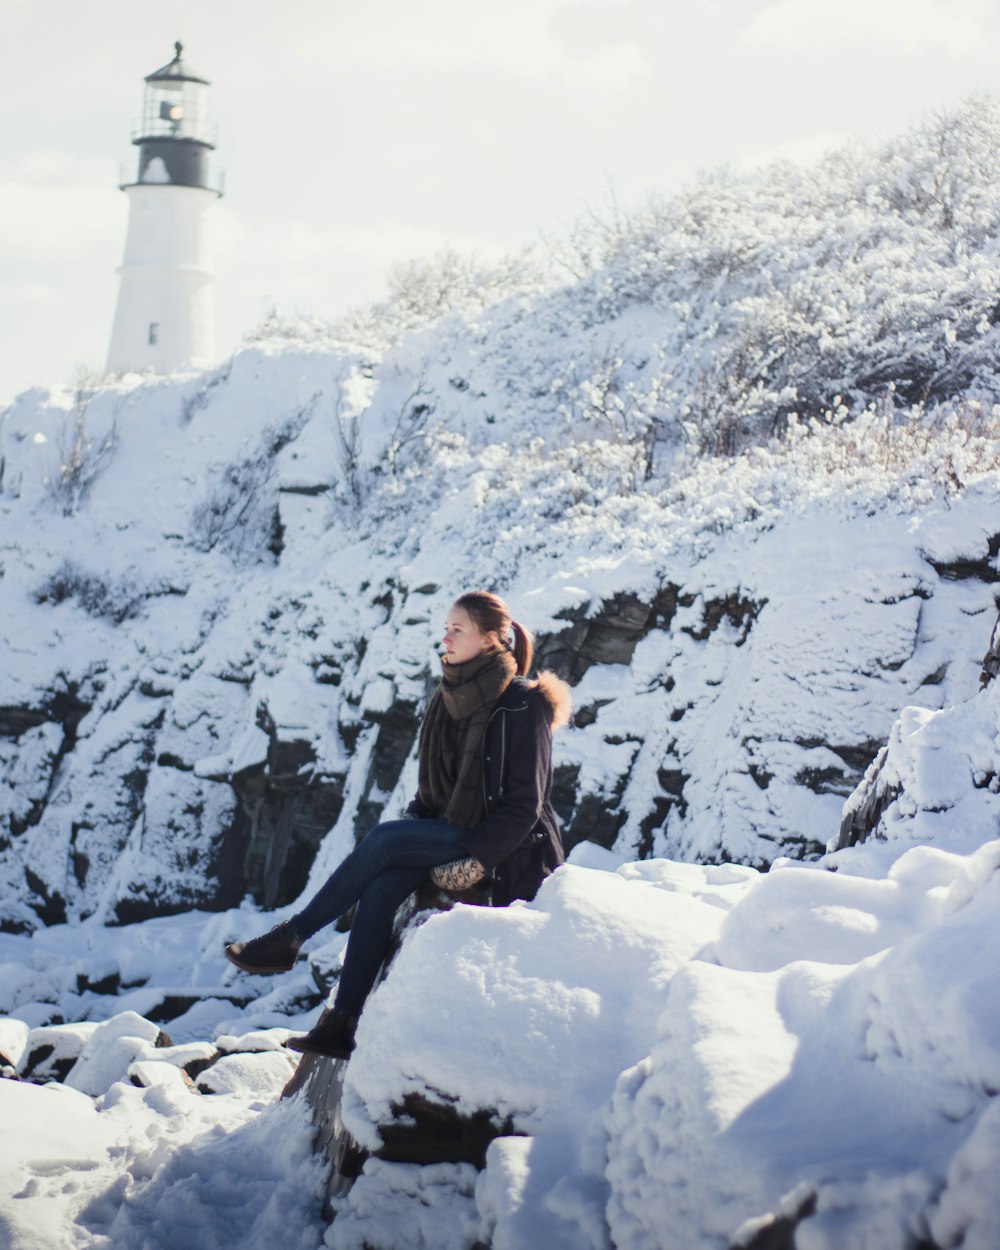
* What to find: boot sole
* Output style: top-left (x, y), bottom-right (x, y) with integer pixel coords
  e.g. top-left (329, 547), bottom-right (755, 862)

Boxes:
top-left (286, 1036), bottom-right (354, 1060)
top-left (224, 945), bottom-right (298, 975)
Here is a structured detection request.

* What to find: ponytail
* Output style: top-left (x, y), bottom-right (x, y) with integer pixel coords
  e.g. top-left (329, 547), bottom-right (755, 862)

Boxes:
top-left (510, 619), bottom-right (534, 677)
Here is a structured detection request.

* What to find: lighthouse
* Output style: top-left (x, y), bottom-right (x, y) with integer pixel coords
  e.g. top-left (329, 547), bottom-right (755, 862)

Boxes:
top-left (106, 43), bottom-right (224, 376)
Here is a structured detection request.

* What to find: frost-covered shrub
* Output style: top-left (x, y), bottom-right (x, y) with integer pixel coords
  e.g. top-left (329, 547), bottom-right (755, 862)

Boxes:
top-left (44, 375), bottom-right (122, 515)
top-left (190, 411), bottom-right (311, 566)
top-left (33, 560), bottom-right (153, 624)
top-left (190, 455), bottom-right (281, 567)
top-left (244, 99), bottom-right (1000, 472)
top-left (549, 347), bottom-right (667, 476)
top-left (180, 358), bottom-right (233, 424)
top-left (338, 244), bottom-right (548, 348)
top-left (542, 97), bottom-right (1000, 457)
top-left (241, 306), bottom-right (340, 351)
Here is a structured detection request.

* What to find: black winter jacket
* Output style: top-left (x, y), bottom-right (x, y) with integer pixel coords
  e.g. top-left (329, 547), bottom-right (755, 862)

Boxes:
top-left (407, 673), bottom-right (570, 905)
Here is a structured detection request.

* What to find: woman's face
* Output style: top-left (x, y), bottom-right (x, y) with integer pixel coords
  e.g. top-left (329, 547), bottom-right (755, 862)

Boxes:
top-left (442, 605), bottom-right (492, 665)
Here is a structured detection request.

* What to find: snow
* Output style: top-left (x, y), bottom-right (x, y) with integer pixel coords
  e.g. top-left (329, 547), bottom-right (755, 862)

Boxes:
top-left (64, 1010), bottom-right (163, 1096)
top-left (327, 1159), bottom-right (479, 1250)
top-left (1, 100), bottom-right (1000, 1248)
top-left (195, 1049), bottom-right (298, 1096)
top-left (0, 1046), bottom-right (326, 1250)
top-left (215, 1027), bottom-right (294, 1053)
top-left (347, 871), bottom-right (717, 1142)
top-left (603, 836), bottom-right (1000, 1250)
top-left (0, 1080), bottom-right (124, 1250)
top-left (2, 774), bottom-right (1000, 1247)
top-left (0, 1017), bottom-right (29, 1067)
top-left (6, 112), bottom-right (1000, 925)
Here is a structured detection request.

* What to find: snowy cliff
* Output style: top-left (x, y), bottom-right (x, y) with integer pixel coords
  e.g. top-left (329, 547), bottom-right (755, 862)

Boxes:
top-left (3, 100), bottom-right (1000, 933)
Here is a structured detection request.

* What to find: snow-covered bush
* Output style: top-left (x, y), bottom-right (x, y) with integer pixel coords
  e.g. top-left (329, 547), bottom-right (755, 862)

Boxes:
top-left (338, 244), bottom-right (547, 349)
top-left (544, 97), bottom-right (1000, 457)
top-left (190, 410), bottom-right (313, 566)
top-left (190, 455), bottom-right (282, 566)
top-left (34, 559), bottom-right (154, 624)
top-left (44, 374), bottom-right (121, 515)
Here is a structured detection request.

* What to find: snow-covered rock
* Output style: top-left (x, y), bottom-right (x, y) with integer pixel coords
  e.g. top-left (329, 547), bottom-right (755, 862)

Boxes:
top-left (0, 1016), bottom-right (28, 1070)
top-left (215, 1026), bottom-right (294, 1053)
top-left (19, 1019), bottom-right (100, 1083)
top-left (64, 1010), bottom-right (167, 1096)
top-left (341, 863), bottom-right (741, 1151)
top-left (604, 838), bottom-right (1000, 1250)
top-left (196, 1049), bottom-right (299, 1097)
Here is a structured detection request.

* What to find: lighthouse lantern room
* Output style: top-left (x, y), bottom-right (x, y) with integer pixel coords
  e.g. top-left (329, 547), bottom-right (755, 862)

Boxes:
top-left (105, 42), bottom-right (224, 376)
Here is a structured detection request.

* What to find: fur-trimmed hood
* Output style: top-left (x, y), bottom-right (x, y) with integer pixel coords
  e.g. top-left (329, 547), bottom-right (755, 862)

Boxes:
top-left (496, 672), bottom-right (573, 730)
top-left (532, 670), bottom-right (573, 731)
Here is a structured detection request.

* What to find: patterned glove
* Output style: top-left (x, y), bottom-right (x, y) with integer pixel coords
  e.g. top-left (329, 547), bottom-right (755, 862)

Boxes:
top-left (430, 857), bottom-right (486, 892)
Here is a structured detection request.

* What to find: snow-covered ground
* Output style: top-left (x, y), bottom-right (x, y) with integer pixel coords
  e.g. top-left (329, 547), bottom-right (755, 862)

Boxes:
top-left (4, 666), bottom-right (1000, 1250)
top-left (3, 101), bottom-right (1000, 1248)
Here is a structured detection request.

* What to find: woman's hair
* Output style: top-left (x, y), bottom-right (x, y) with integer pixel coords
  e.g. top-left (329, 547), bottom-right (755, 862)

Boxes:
top-left (453, 590), bottom-right (534, 677)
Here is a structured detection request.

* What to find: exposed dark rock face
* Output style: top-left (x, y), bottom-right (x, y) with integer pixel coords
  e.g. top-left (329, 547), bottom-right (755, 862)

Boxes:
top-left (231, 702), bottom-right (347, 909)
top-left (23, 865), bottom-right (68, 927)
top-left (834, 746), bottom-right (901, 851)
top-left (536, 585), bottom-right (767, 857)
top-left (4, 535), bottom-right (996, 925)
top-left (377, 1093), bottom-right (518, 1168)
top-left (351, 700), bottom-right (421, 843)
top-left (980, 609), bottom-right (1000, 688)
top-left (0, 575), bottom-right (880, 929)
top-left (1, 684), bottom-right (92, 929)
top-left (928, 532), bottom-right (1000, 585)
top-left (561, 773), bottom-right (628, 851)
top-left (228, 688), bottom-right (422, 908)
top-left (535, 587), bottom-right (683, 682)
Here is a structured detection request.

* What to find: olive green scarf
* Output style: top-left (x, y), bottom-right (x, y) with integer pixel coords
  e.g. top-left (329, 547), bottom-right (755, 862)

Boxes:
top-left (416, 647), bottom-right (517, 830)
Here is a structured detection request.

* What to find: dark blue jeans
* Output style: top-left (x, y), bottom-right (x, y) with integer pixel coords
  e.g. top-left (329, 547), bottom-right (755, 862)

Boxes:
top-left (289, 817), bottom-right (471, 1017)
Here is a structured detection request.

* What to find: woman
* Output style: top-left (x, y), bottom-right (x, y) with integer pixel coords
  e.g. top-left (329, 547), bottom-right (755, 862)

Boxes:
top-left (225, 590), bottom-right (571, 1060)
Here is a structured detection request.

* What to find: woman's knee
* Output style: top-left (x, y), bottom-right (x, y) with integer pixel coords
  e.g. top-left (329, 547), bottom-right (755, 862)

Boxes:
top-left (357, 864), bottom-right (425, 911)
top-left (362, 818), bottom-right (414, 847)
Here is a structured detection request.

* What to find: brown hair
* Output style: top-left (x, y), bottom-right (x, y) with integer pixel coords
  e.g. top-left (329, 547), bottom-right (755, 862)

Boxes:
top-left (453, 590), bottom-right (534, 677)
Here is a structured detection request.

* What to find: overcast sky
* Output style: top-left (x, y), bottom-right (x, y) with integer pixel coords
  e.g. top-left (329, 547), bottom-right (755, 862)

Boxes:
top-left (2, 0), bottom-right (997, 405)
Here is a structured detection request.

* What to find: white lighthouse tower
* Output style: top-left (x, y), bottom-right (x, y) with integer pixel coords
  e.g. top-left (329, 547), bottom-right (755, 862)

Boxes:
top-left (106, 42), bottom-right (224, 375)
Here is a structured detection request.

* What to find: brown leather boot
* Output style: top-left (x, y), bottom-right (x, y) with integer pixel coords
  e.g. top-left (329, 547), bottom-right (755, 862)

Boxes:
top-left (287, 1008), bottom-right (358, 1059)
top-left (225, 921), bottom-right (302, 974)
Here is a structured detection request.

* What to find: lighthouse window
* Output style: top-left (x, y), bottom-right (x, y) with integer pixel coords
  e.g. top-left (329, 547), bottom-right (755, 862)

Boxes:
top-left (148, 322), bottom-right (159, 345)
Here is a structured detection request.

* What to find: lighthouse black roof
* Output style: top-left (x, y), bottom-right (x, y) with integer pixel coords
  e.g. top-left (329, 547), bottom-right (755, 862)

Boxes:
top-left (146, 41), bottom-right (210, 86)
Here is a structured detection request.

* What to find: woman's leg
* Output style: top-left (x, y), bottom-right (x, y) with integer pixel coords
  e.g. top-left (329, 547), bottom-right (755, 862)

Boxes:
top-left (290, 817), bottom-right (469, 940)
top-left (287, 865), bottom-right (424, 1057)
top-left (332, 864), bottom-right (428, 1017)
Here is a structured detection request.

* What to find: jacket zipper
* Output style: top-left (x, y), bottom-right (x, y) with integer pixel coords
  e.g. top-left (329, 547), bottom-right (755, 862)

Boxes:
top-left (483, 702), bottom-right (517, 810)
top-left (498, 710), bottom-right (508, 800)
